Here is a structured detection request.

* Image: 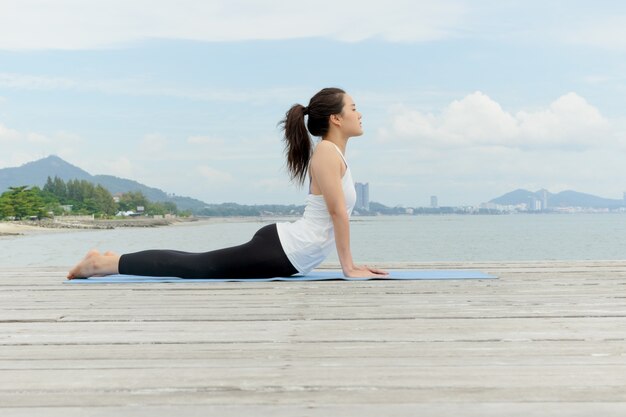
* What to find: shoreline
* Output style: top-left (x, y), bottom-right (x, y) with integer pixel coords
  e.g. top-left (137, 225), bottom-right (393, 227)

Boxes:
top-left (0, 217), bottom-right (197, 236)
top-left (0, 215), bottom-right (299, 237)
top-left (0, 222), bottom-right (41, 236)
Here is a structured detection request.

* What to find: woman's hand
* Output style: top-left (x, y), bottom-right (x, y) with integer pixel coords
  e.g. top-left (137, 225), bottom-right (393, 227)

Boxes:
top-left (343, 265), bottom-right (389, 278)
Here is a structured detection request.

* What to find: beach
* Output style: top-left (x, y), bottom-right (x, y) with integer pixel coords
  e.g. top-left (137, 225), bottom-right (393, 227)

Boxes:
top-left (0, 217), bottom-right (196, 236)
top-left (0, 222), bottom-right (44, 236)
top-left (0, 215), bottom-right (301, 237)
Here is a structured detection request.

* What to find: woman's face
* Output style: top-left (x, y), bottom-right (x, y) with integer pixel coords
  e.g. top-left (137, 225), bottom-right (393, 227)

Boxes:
top-left (338, 94), bottom-right (363, 137)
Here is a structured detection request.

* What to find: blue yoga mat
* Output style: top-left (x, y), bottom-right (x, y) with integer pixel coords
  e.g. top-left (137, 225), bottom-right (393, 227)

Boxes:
top-left (65, 270), bottom-right (496, 283)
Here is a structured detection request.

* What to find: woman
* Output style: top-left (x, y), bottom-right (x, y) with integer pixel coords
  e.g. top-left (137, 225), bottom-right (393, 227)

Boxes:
top-left (67, 87), bottom-right (387, 279)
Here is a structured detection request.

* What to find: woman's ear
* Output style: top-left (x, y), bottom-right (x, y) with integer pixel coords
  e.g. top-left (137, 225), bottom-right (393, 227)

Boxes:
top-left (330, 114), bottom-right (342, 127)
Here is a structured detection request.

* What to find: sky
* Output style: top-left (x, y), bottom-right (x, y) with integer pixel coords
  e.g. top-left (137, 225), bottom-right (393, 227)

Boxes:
top-left (1, 0), bottom-right (626, 207)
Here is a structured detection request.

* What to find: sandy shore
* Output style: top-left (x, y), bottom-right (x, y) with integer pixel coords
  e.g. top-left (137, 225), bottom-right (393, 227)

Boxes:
top-left (0, 215), bottom-right (297, 237)
top-left (0, 222), bottom-right (42, 236)
top-left (0, 217), bottom-right (199, 236)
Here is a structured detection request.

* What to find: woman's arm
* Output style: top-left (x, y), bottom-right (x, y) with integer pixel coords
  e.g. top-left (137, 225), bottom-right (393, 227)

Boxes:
top-left (310, 142), bottom-right (387, 278)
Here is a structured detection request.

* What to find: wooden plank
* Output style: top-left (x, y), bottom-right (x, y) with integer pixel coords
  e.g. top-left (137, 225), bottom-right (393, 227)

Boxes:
top-left (3, 404), bottom-right (626, 417)
top-left (1, 261), bottom-right (626, 416)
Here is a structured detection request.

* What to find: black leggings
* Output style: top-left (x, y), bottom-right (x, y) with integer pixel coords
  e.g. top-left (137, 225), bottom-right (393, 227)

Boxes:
top-left (118, 224), bottom-right (298, 278)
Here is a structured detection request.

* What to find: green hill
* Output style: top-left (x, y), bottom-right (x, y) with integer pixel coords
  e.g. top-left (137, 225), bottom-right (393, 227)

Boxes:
top-left (0, 155), bottom-right (208, 212)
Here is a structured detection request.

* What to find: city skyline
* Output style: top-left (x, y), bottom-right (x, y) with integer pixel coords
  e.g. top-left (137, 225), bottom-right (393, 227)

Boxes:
top-left (1, 1), bottom-right (626, 206)
top-left (2, 153), bottom-right (625, 210)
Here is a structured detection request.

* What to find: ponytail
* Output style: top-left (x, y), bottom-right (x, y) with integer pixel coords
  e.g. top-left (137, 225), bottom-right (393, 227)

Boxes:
top-left (281, 104), bottom-right (311, 186)
top-left (280, 87), bottom-right (345, 186)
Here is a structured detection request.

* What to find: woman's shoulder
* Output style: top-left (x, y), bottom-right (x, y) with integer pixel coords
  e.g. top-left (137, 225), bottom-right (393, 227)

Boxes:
top-left (314, 139), bottom-right (336, 152)
top-left (313, 140), bottom-right (343, 158)
top-left (311, 140), bottom-right (340, 163)
top-left (310, 140), bottom-right (345, 179)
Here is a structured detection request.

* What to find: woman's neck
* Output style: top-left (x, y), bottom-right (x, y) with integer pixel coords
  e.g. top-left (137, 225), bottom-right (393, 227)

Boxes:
top-left (321, 135), bottom-right (348, 154)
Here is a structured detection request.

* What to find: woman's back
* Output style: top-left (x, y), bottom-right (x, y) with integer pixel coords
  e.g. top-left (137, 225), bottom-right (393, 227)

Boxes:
top-left (276, 142), bottom-right (356, 274)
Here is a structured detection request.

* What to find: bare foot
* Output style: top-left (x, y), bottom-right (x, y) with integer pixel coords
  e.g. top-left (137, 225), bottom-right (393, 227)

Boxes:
top-left (104, 251), bottom-right (118, 257)
top-left (67, 249), bottom-right (100, 279)
top-left (67, 249), bottom-right (120, 279)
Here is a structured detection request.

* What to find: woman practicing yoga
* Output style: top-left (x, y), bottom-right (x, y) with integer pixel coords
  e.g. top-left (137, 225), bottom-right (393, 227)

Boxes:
top-left (67, 87), bottom-right (388, 279)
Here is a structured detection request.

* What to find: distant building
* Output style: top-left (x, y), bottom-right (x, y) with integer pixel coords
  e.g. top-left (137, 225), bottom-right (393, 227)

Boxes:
top-left (430, 196), bottom-right (438, 208)
top-left (355, 182), bottom-right (370, 211)
top-left (542, 190), bottom-right (548, 209)
top-left (527, 197), bottom-right (542, 211)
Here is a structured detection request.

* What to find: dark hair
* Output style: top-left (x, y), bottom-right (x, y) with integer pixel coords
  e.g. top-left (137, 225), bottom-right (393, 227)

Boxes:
top-left (280, 87), bottom-right (346, 185)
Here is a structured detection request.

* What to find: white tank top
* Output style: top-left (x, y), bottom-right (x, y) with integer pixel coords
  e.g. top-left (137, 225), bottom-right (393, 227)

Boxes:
top-left (276, 143), bottom-right (357, 275)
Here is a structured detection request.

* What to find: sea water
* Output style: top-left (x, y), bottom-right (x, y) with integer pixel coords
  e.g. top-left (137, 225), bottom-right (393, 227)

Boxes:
top-left (1, 213), bottom-right (625, 267)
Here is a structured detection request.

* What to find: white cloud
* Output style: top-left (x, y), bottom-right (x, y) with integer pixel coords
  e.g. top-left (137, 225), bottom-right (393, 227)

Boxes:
top-left (140, 134), bottom-right (168, 153)
top-left (516, 93), bottom-right (608, 148)
top-left (357, 141), bottom-right (626, 206)
top-left (196, 165), bottom-right (234, 185)
top-left (252, 177), bottom-right (292, 193)
top-left (0, 72), bottom-right (307, 103)
top-left (0, 0), bottom-right (465, 50)
top-left (0, 122), bottom-right (73, 146)
top-left (103, 156), bottom-right (135, 178)
top-left (439, 92), bottom-right (518, 144)
top-left (0, 72), bottom-right (76, 90)
top-left (0, 122), bottom-right (21, 142)
top-left (0, 122), bottom-right (85, 168)
top-left (380, 91), bottom-right (610, 150)
top-left (1, 1), bottom-right (624, 53)
top-left (560, 15), bottom-right (626, 51)
top-left (357, 92), bottom-right (625, 205)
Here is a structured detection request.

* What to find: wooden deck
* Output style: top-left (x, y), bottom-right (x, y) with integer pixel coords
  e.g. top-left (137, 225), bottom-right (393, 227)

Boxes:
top-left (1, 261), bottom-right (626, 416)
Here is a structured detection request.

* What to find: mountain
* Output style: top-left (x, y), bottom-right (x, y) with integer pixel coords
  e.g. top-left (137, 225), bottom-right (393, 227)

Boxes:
top-left (491, 188), bottom-right (625, 209)
top-left (0, 155), bottom-right (209, 212)
top-left (0, 155), bottom-right (93, 188)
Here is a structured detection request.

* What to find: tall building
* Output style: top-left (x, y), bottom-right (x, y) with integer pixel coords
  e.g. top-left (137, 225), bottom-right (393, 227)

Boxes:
top-left (430, 195), bottom-right (438, 208)
top-left (528, 196), bottom-right (542, 211)
top-left (355, 182), bottom-right (370, 211)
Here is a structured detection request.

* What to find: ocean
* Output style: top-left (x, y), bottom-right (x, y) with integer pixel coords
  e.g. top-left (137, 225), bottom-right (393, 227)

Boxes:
top-left (1, 213), bottom-right (625, 268)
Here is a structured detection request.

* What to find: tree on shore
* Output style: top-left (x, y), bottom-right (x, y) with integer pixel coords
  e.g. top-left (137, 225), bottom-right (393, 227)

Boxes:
top-left (43, 176), bottom-right (67, 201)
top-left (117, 191), bottom-right (149, 212)
top-left (0, 186), bottom-right (48, 219)
top-left (117, 191), bottom-right (178, 215)
top-left (147, 200), bottom-right (178, 216)
top-left (41, 176), bottom-right (178, 217)
top-left (3, 177), bottom-right (182, 220)
top-left (44, 176), bottom-right (117, 216)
